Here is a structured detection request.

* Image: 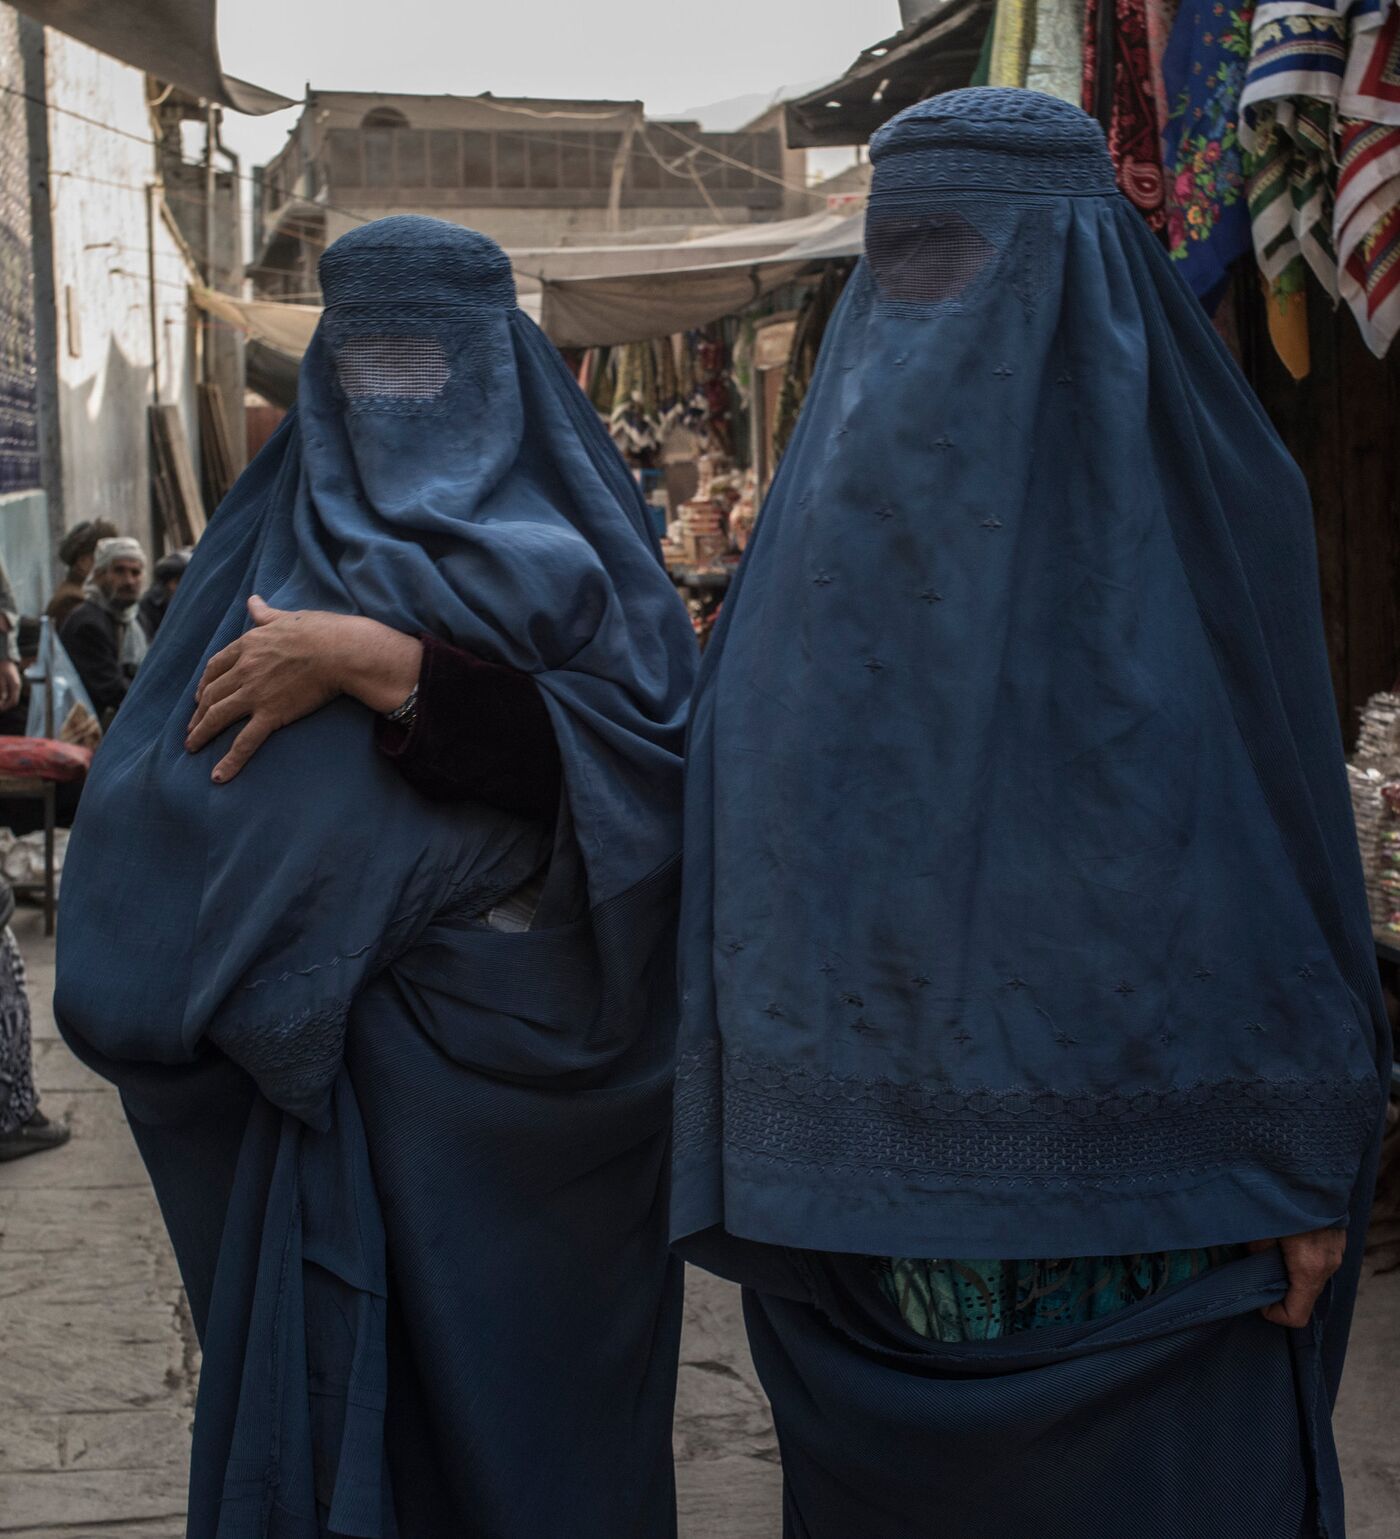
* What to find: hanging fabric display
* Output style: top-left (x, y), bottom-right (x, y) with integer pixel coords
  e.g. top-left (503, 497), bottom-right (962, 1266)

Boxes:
top-left (772, 267), bottom-right (849, 458)
top-left (695, 333), bottom-right (733, 456)
top-left (1238, 1), bottom-right (1352, 303)
top-left (1160, 0), bottom-right (1257, 303)
top-left (1027, 0), bottom-right (1087, 100)
top-left (1337, 5), bottom-right (1400, 354)
top-left (1145, 0), bottom-right (1183, 132)
top-left (1237, 0), bottom-right (1351, 373)
top-left (608, 339), bottom-right (663, 456)
top-left (989, 0), bottom-right (1036, 85)
top-left (1083, 0), bottom-right (1170, 224)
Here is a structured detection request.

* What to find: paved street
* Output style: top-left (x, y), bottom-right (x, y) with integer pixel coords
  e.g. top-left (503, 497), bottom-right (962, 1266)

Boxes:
top-left (1, 905), bottom-right (1395, 1538)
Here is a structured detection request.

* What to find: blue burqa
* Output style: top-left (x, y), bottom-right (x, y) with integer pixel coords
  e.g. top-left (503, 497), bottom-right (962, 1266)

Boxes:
top-left (56, 216), bottom-right (696, 1538)
top-left (674, 91), bottom-right (1390, 1537)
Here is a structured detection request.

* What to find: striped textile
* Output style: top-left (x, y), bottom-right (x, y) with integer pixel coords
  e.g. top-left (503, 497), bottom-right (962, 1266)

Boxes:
top-left (1341, 0), bottom-right (1400, 118)
top-left (1245, 97), bottom-right (1339, 290)
top-left (1238, 2), bottom-right (1359, 298)
top-left (1337, 112), bottom-right (1400, 351)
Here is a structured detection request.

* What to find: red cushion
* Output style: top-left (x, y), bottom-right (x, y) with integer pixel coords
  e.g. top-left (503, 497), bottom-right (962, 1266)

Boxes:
top-left (0, 736), bottom-right (94, 782)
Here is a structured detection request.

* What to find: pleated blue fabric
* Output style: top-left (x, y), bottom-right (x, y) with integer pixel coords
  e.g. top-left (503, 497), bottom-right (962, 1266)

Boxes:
top-left (56, 216), bottom-right (696, 1538)
top-left (673, 90), bottom-right (1390, 1536)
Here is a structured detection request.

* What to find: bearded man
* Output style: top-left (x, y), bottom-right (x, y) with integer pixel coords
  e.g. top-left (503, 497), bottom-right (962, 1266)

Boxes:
top-left (59, 536), bottom-right (149, 723)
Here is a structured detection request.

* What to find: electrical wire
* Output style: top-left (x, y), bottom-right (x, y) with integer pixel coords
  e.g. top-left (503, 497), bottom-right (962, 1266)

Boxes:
top-left (0, 74), bottom-right (823, 206)
top-left (5, 76), bottom-right (826, 271)
top-left (650, 118), bottom-right (824, 200)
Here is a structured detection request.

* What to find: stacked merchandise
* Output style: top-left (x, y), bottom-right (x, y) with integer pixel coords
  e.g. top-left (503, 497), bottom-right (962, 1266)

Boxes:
top-left (1348, 690), bottom-right (1400, 932)
top-left (1378, 783), bottom-right (1400, 935)
top-left (671, 456), bottom-right (730, 566)
top-left (664, 454), bottom-right (747, 567)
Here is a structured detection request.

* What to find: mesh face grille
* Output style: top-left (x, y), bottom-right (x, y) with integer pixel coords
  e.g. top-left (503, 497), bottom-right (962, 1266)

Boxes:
top-left (865, 209), bottom-right (998, 304)
top-left (334, 335), bottom-right (450, 400)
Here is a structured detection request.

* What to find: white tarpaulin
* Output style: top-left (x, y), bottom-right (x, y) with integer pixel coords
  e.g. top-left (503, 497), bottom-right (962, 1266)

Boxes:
top-left (194, 288), bottom-right (321, 356)
top-left (11, 0), bottom-right (293, 113)
top-left (509, 211), bottom-right (854, 284)
top-left (194, 209), bottom-right (863, 366)
top-left (536, 211), bottom-right (865, 347)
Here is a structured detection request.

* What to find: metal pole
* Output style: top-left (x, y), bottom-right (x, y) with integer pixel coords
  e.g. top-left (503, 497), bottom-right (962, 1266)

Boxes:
top-left (204, 104), bottom-right (217, 293)
top-left (146, 182), bottom-right (161, 403)
top-left (19, 17), bottom-right (65, 575)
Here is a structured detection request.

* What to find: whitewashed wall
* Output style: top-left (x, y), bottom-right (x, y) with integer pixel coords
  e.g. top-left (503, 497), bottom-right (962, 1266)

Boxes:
top-left (44, 30), bottom-right (199, 547)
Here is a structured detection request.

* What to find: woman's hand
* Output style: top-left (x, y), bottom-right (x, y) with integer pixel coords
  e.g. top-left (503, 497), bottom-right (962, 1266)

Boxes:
top-left (1248, 1229), bottom-right (1347, 1328)
top-left (0, 660), bottom-right (21, 713)
top-left (186, 596), bottom-right (422, 783)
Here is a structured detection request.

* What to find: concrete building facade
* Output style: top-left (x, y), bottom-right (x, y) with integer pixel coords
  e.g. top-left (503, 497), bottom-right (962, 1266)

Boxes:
top-left (0, 5), bottom-right (216, 612)
top-left (252, 90), bottom-right (804, 300)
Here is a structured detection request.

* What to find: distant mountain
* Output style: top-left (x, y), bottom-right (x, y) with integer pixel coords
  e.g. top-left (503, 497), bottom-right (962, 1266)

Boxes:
top-left (659, 80), bottom-right (827, 131)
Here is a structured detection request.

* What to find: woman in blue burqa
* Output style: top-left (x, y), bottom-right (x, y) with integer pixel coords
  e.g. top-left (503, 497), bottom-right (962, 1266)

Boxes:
top-left (674, 90), bottom-right (1391, 1538)
top-left (55, 216), bottom-right (696, 1538)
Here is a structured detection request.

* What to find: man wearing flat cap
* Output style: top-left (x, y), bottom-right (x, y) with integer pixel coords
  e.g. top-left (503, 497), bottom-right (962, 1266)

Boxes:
top-left (47, 518), bottom-right (121, 631)
top-left (59, 536), bottom-right (150, 723)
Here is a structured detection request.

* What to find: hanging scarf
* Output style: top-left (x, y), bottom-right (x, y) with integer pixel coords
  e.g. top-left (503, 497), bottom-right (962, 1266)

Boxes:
top-left (1145, 0), bottom-right (1183, 131)
top-left (1237, 1), bottom-right (1354, 303)
top-left (1083, 0), bottom-right (1169, 222)
top-left (1027, 0), bottom-right (1089, 101)
top-left (1161, 0), bottom-right (1256, 304)
top-left (1337, 5), bottom-right (1400, 353)
top-left (989, 0), bottom-right (1036, 85)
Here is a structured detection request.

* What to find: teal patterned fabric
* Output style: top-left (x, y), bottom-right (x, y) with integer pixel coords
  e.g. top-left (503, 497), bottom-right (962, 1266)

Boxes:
top-left (882, 1248), bottom-right (1249, 1341)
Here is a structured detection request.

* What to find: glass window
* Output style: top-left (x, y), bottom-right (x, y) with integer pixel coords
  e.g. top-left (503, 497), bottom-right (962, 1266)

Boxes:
top-left (396, 129), bottom-right (427, 188)
top-left (429, 130), bottom-right (460, 188)
top-left (327, 131), bottom-right (362, 188)
top-left (629, 138), bottom-right (661, 191)
top-left (496, 133), bottom-right (526, 189)
top-left (720, 135), bottom-right (754, 190)
top-left (364, 128), bottom-right (394, 188)
top-left (527, 135), bottom-right (560, 189)
top-left (462, 131), bottom-right (494, 187)
top-left (592, 133), bottom-right (621, 189)
top-left (559, 132), bottom-right (592, 189)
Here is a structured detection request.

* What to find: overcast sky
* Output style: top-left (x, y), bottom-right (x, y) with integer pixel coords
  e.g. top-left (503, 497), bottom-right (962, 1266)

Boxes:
top-left (217, 0), bottom-right (900, 167)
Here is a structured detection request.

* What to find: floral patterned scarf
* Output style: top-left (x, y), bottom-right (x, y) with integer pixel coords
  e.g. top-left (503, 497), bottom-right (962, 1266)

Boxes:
top-left (1083, 0), bottom-right (1170, 223)
top-left (1161, 0), bottom-right (1256, 304)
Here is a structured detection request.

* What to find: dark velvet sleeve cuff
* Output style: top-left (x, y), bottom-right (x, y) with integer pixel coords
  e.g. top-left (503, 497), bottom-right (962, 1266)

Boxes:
top-left (374, 634), bottom-right (563, 820)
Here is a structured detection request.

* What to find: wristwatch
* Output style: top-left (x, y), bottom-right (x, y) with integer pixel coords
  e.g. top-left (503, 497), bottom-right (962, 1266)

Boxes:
top-left (384, 683), bottom-right (419, 732)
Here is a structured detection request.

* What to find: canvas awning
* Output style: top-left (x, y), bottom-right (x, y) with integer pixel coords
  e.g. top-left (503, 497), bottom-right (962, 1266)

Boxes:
top-left (194, 288), bottom-right (321, 357)
top-left (784, 0), bottom-right (992, 148)
top-left (11, 0), bottom-right (293, 114)
top-left (509, 210), bottom-right (855, 284)
top-left (196, 210), bottom-right (863, 367)
top-left (535, 212), bottom-right (865, 347)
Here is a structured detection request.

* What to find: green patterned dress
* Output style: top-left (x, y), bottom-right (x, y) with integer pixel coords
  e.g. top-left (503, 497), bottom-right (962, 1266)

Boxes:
top-left (881, 1248), bottom-right (1248, 1342)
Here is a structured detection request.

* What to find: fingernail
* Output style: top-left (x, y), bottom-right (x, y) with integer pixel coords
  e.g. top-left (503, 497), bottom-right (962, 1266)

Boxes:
top-left (211, 771), bottom-right (224, 784)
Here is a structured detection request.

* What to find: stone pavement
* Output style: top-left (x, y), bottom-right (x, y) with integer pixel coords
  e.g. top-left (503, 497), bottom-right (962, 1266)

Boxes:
top-left (1, 904), bottom-right (1395, 1538)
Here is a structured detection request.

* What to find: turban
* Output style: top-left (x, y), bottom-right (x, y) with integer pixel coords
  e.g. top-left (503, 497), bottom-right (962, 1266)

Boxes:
top-left (91, 537), bottom-right (147, 575)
